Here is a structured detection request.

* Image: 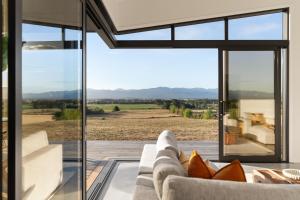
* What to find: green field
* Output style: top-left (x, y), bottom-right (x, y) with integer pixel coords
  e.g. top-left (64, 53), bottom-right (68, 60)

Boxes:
top-left (87, 103), bottom-right (161, 112)
top-left (22, 103), bottom-right (33, 110)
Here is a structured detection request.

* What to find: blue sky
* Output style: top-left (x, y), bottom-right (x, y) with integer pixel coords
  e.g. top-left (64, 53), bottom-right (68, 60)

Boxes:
top-left (87, 35), bottom-right (218, 90)
top-left (21, 12), bottom-right (283, 93)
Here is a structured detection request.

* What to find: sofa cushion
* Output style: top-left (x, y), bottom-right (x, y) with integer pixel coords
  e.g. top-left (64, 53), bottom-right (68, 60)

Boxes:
top-left (154, 149), bottom-right (180, 170)
top-left (188, 150), bottom-right (214, 179)
top-left (139, 144), bottom-right (157, 174)
top-left (156, 149), bottom-right (178, 160)
top-left (156, 130), bottom-right (178, 156)
top-left (178, 151), bottom-right (189, 171)
top-left (133, 184), bottom-right (159, 200)
top-left (153, 155), bottom-right (186, 200)
top-left (212, 160), bottom-right (246, 182)
top-left (136, 174), bottom-right (154, 188)
top-left (22, 130), bottom-right (49, 157)
top-left (162, 175), bottom-right (300, 200)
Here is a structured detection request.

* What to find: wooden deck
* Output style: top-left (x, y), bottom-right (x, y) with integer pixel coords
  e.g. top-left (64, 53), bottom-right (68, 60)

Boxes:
top-left (87, 140), bottom-right (218, 160)
top-left (86, 140), bottom-right (218, 189)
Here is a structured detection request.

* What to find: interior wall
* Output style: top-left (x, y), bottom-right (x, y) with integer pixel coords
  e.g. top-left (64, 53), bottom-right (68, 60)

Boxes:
top-left (103, 0), bottom-right (300, 162)
top-left (287, 2), bottom-right (300, 163)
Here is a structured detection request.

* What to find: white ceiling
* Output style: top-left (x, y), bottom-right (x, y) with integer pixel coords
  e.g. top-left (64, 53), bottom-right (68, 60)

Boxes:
top-left (102, 0), bottom-right (291, 32)
top-left (23, 0), bottom-right (82, 28)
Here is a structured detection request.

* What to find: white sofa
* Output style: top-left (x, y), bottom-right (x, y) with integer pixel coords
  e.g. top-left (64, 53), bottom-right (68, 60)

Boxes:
top-left (22, 131), bottom-right (63, 200)
top-left (240, 99), bottom-right (275, 145)
top-left (243, 119), bottom-right (275, 144)
top-left (133, 130), bottom-right (300, 200)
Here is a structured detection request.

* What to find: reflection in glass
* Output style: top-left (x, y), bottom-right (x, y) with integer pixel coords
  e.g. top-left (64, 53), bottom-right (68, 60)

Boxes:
top-left (229, 13), bottom-right (284, 40)
top-left (281, 49), bottom-right (287, 161)
top-left (176, 21), bottom-right (224, 40)
top-left (1, 0), bottom-right (8, 198)
top-left (21, 2), bottom-right (83, 199)
top-left (23, 24), bottom-right (62, 42)
top-left (224, 51), bottom-right (276, 156)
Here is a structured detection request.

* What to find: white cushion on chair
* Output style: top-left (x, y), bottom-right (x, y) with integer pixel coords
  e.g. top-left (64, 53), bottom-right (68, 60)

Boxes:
top-left (22, 144), bottom-right (63, 200)
top-left (22, 130), bottom-right (49, 157)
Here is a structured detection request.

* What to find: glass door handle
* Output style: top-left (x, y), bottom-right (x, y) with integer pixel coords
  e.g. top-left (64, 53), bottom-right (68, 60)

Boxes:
top-left (219, 101), bottom-right (225, 116)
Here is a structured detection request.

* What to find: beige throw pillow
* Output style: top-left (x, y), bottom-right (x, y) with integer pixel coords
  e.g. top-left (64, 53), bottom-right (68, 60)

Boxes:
top-left (179, 150), bottom-right (189, 171)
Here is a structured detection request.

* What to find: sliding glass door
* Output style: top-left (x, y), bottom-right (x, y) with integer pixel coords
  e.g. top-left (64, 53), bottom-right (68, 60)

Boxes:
top-left (219, 49), bottom-right (282, 162)
top-left (21, 0), bottom-right (85, 199)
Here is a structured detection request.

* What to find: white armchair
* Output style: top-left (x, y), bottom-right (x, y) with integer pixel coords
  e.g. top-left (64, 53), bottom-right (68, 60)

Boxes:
top-left (22, 131), bottom-right (63, 200)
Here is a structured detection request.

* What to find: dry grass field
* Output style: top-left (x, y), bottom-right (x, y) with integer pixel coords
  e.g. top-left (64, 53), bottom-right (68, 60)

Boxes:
top-left (22, 106), bottom-right (218, 141)
top-left (22, 114), bottom-right (82, 140)
top-left (87, 109), bottom-right (218, 141)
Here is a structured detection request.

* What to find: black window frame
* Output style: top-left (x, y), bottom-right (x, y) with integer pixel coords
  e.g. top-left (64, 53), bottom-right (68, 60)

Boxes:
top-left (5, 0), bottom-right (290, 199)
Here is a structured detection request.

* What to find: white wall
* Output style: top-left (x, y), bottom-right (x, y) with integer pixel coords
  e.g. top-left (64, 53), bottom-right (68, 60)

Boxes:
top-left (103, 0), bottom-right (300, 162)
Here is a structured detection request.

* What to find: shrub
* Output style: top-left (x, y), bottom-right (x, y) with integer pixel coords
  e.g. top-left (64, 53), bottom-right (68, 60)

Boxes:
top-left (169, 104), bottom-right (177, 113)
top-left (112, 105), bottom-right (120, 112)
top-left (53, 109), bottom-right (81, 120)
top-left (86, 107), bottom-right (105, 115)
top-left (177, 108), bottom-right (184, 116)
top-left (161, 101), bottom-right (171, 109)
top-left (183, 109), bottom-right (193, 118)
top-left (202, 108), bottom-right (214, 120)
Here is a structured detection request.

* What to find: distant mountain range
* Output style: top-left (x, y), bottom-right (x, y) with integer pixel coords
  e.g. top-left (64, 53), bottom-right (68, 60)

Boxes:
top-left (23, 87), bottom-right (218, 100)
top-left (23, 87), bottom-right (273, 100)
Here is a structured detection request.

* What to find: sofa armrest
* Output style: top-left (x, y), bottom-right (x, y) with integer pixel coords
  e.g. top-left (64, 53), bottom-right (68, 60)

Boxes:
top-left (162, 175), bottom-right (300, 200)
top-left (22, 144), bottom-right (63, 199)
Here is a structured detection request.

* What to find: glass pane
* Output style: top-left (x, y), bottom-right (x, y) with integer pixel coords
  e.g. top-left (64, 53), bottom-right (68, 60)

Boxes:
top-left (224, 51), bottom-right (275, 156)
top-left (1, 0), bottom-right (8, 198)
top-left (65, 28), bottom-right (82, 41)
top-left (23, 24), bottom-right (62, 41)
top-left (176, 21), bottom-right (224, 40)
top-left (229, 13), bottom-right (284, 40)
top-left (22, 3), bottom-right (83, 200)
top-left (115, 28), bottom-right (171, 40)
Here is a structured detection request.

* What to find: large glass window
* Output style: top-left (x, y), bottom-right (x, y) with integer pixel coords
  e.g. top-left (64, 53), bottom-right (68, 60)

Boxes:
top-left (87, 30), bottom-right (219, 194)
top-left (115, 28), bottom-right (171, 40)
top-left (21, 1), bottom-right (84, 199)
top-left (229, 12), bottom-right (285, 40)
top-left (1, 0), bottom-right (8, 198)
top-left (175, 21), bottom-right (224, 40)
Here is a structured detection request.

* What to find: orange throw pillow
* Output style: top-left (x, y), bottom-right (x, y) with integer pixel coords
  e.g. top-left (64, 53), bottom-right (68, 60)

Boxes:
top-left (188, 150), bottom-right (215, 179)
top-left (212, 160), bottom-right (246, 182)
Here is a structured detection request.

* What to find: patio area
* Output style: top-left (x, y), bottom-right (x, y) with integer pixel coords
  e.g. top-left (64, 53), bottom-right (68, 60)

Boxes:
top-left (86, 140), bottom-right (218, 190)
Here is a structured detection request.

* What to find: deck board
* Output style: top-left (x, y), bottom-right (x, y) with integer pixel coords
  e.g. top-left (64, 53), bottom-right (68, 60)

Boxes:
top-left (86, 140), bottom-right (219, 189)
